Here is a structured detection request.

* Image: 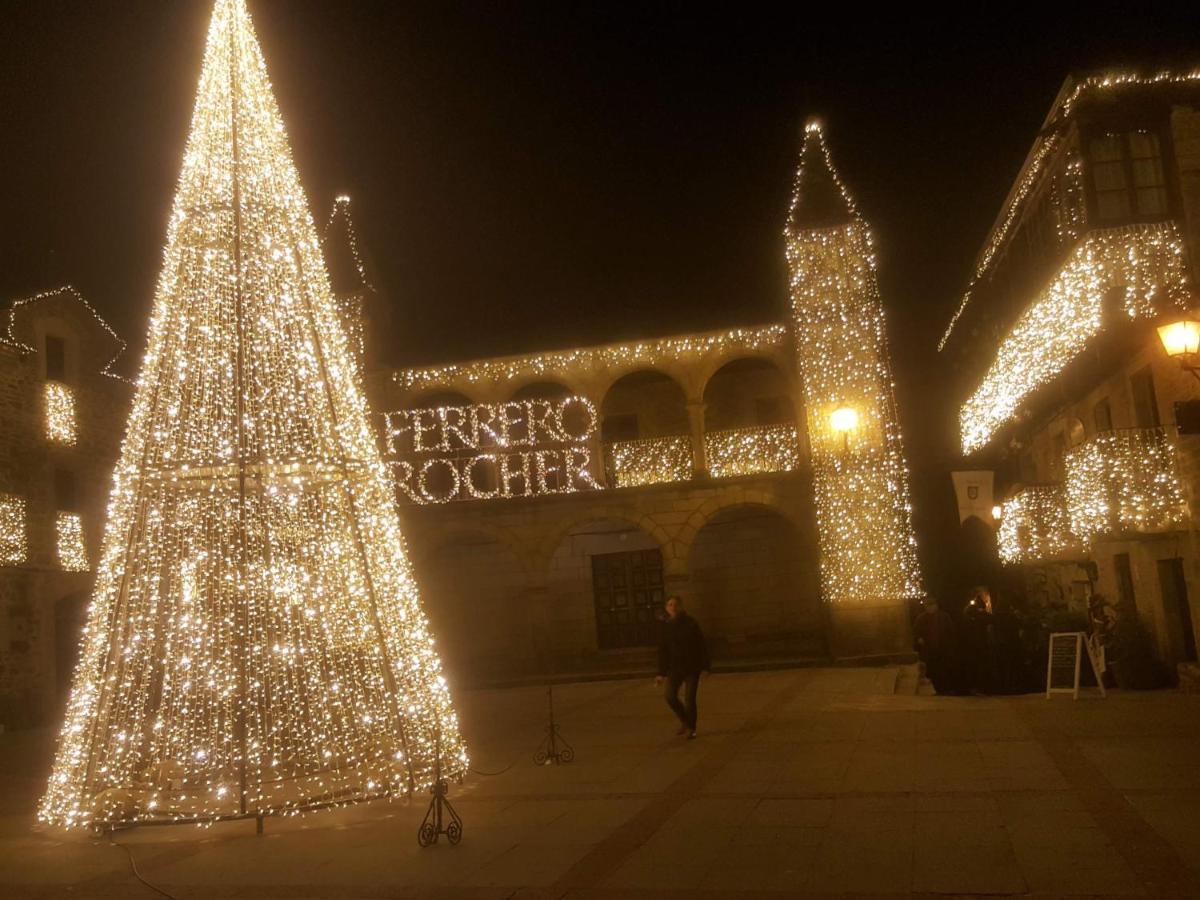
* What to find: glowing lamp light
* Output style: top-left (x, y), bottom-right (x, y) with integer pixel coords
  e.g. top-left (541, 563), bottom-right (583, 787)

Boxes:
top-left (991, 504), bottom-right (1003, 521)
top-left (1157, 317), bottom-right (1200, 358)
top-left (830, 406), bottom-right (859, 433)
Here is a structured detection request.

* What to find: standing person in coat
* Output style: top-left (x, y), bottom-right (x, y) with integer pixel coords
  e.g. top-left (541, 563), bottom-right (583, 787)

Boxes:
top-left (913, 596), bottom-right (960, 695)
top-left (655, 595), bottom-right (711, 739)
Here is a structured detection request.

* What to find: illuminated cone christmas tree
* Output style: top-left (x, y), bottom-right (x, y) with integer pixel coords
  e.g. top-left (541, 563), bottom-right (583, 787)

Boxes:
top-left (41, 0), bottom-right (465, 829)
top-left (784, 122), bottom-right (923, 613)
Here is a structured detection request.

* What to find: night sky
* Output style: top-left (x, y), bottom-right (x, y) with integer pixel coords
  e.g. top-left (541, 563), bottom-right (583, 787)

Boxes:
top-left (1, 2), bottom-right (1196, 593)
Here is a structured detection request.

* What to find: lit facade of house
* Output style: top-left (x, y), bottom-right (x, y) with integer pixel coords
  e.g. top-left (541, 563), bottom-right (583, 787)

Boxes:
top-left (942, 71), bottom-right (1200, 668)
top-left (0, 288), bottom-right (132, 727)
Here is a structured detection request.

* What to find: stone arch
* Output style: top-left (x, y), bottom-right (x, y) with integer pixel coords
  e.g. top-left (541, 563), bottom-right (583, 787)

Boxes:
top-left (543, 517), bottom-right (668, 664)
top-left (535, 508), bottom-right (673, 575)
top-left (701, 357), bottom-right (797, 432)
top-left (598, 369), bottom-right (690, 441)
top-left (686, 502), bottom-right (824, 659)
top-left (509, 378), bottom-right (587, 403)
top-left (54, 591), bottom-right (89, 699)
top-left (409, 529), bottom-right (537, 683)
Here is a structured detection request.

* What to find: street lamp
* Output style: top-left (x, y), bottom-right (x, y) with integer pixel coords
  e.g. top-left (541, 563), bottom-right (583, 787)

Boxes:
top-left (1157, 314), bottom-right (1200, 382)
top-left (830, 405), bottom-right (858, 452)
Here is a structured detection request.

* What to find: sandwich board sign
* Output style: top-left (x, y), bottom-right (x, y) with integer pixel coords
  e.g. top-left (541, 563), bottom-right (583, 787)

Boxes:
top-left (1046, 632), bottom-right (1106, 699)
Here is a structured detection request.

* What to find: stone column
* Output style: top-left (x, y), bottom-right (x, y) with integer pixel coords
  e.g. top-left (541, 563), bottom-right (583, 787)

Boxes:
top-left (686, 400), bottom-right (707, 479)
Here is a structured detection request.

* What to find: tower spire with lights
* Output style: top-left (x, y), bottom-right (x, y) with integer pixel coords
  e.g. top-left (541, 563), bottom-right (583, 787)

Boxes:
top-left (784, 120), bottom-right (923, 631)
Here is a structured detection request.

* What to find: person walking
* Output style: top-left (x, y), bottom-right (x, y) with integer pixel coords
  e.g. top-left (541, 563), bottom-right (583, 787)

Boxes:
top-left (655, 595), bottom-right (710, 739)
top-left (913, 596), bottom-right (960, 694)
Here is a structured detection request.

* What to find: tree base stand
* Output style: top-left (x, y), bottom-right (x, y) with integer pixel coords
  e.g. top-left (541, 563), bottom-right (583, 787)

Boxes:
top-left (417, 767), bottom-right (462, 847)
top-left (533, 684), bottom-right (574, 765)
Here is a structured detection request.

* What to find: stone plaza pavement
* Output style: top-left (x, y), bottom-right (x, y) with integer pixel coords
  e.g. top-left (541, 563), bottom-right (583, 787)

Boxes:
top-left (3, 666), bottom-right (1200, 898)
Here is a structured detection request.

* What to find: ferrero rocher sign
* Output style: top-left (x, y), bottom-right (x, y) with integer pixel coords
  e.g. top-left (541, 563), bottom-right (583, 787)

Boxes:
top-left (383, 397), bottom-right (604, 503)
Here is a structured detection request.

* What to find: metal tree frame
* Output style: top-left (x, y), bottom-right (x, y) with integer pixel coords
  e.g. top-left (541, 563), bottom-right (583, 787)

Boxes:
top-left (417, 739), bottom-right (463, 847)
top-left (533, 684), bottom-right (574, 765)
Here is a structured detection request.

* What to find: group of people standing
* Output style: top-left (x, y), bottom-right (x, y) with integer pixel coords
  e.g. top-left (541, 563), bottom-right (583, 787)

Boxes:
top-left (913, 588), bottom-right (1023, 695)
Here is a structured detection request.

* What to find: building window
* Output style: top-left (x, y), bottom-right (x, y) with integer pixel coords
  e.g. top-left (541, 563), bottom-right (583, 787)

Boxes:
top-left (1129, 366), bottom-right (1161, 429)
top-left (754, 396), bottom-right (787, 426)
top-left (601, 413), bottom-right (639, 443)
top-left (1088, 130), bottom-right (1169, 224)
top-left (45, 334), bottom-right (66, 382)
top-left (1114, 552), bottom-right (1137, 615)
top-left (54, 468), bottom-right (78, 512)
top-left (0, 494), bottom-right (27, 566)
top-left (1093, 397), bottom-right (1113, 433)
top-left (44, 382), bottom-right (78, 445)
top-left (591, 548), bottom-right (663, 649)
top-left (56, 512), bottom-right (88, 572)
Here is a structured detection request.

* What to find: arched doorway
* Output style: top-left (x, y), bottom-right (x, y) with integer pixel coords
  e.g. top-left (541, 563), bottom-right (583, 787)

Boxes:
top-left (54, 592), bottom-right (89, 699)
top-left (545, 518), bottom-right (664, 667)
top-left (411, 532), bottom-right (531, 683)
top-left (687, 504), bottom-right (823, 658)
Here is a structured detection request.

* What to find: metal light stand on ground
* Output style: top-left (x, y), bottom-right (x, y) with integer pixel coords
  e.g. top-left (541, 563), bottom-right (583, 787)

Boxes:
top-left (417, 728), bottom-right (463, 847)
top-left (533, 683), bottom-right (574, 765)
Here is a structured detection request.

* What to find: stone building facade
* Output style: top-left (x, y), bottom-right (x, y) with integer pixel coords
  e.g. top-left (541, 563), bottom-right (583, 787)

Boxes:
top-left (0, 287), bottom-right (132, 728)
top-left (942, 71), bottom-right (1200, 671)
top-left (366, 325), bottom-right (841, 685)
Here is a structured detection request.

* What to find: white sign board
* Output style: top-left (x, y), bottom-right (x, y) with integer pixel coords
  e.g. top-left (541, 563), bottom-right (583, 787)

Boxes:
top-left (1046, 631), bottom-right (1106, 700)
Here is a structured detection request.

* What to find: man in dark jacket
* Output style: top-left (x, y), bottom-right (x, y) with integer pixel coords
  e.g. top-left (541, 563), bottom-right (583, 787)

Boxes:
top-left (655, 595), bottom-right (710, 738)
top-left (913, 596), bottom-right (960, 694)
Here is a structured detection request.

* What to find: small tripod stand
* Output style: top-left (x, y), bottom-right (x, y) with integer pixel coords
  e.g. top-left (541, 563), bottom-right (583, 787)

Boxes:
top-left (533, 683), bottom-right (574, 765)
top-left (417, 734), bottom-right (463, 847)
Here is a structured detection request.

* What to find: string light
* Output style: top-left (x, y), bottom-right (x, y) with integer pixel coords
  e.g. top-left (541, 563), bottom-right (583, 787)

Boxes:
top-left (384, 396), bottom-right (602, 503)
top-left (1, 285), bottom-right (131, 383)
top-left (606, 435), bottom-right (692, 488)
top-left (997, 485), bottom-right (1078, 564)
top-left (56, 512), bottom-right (89, 572)
top-left (393, 325), bottom-right (789, 393)
top-left (704, 425), bottom-right (800, 478)
top-left (959, 223), bottom-right (1186, 453)
top-left (41, 0), bottom-right (464, 830)
top-left (940, 68), bottom-right (1200, 350)
top-left (784, 121), bottom-right (923, 604)
top-left (44, 382), bottom-right (78, 445)
top-left (320, 196), bottom-right (371, 375)
top-left (0, 494), bottom-right (27, 566)
top-left (1064, 428), bottom-right (1187, 544)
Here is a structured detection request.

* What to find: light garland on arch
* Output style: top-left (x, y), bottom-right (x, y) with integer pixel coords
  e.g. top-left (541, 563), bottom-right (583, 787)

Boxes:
top-left (41, 0), bottom-right (464, 831)
top-left (393, 325), bottom-right (789, 393)
top-left (783, 120), bottom-right (923, 604)
top-left (44, 382), bottom-right (78, 445)
top-left (1064, 427), bottom-right (1187, 545)
top-left (56, 512), bottom-right (89, 572)
top-left (0, 494), bottom-right (27, 566)
top-left (959, 222), bottom-right (1187, 453)
top-left (997, 484), bottom-right (1078, 564)
top-left (606, 435), bottom-right (692, 488)
top-left (704, 424), bottom-right (800, 478)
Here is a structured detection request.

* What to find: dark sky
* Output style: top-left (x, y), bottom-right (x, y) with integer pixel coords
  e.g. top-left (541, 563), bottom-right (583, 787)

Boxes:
top-left (1, 1), bottom-right (1197, 473)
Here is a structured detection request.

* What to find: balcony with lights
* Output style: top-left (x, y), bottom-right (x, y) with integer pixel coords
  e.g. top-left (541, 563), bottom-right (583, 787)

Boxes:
top-left (997, 483), bottom-right (1081, 564)
top-left (704, 424), bottom-right (801, 479)
top-left (1064, 426), bottom-right (1188, 544)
